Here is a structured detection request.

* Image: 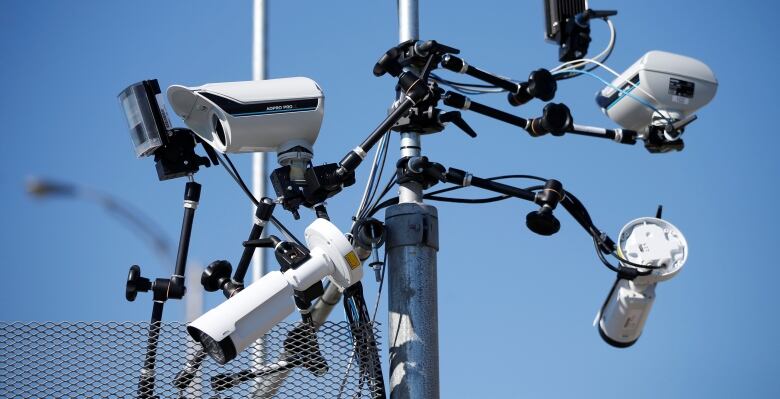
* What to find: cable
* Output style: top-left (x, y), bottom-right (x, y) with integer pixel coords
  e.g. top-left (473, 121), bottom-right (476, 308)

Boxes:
top-left (430, 73), bottom-right (506, 95)
top-left (364, 175), bottom-right (547, 218)
top-left (552, 57), bottom-right (660, 105)
top-left (427, 174), bottom-right (547, 197)
top-left (612, 252), bottom-right (664, 269)
top-left (552, 68), bottom-right (672, 124)
top-left (362, 132), bottom-right (392, 219)
top-left (552, 18), bottom-right (616, 80)
top-left (425, 194), bottom-right (509, 204)
top-left (593, 235), bottom-right (620, 273)
top-left (217, 153), bottom-right (303, 246)
top-left (353, 132), bottom-right (389, 226)
top-left (371, 250), bottom-right (388, 322)
top-left (363, 173), bottom-right (398, 218)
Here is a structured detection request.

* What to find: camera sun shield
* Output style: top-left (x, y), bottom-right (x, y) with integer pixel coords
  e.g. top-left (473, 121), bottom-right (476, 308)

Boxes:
top-left (167, 77), bottom-right (324, 154)
top-left (118, 80), bottom-right (171, 158)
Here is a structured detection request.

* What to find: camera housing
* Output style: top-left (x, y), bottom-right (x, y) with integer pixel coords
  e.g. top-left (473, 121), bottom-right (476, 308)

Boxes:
top-left (596, 51), bottom-right (718, 133)
top-left (167, 77), bottom-right (324, 155)
top-left (187, 218), bottom-right (362, 364)
top-left (118, 80), bottom-right (172, 158)
top-left (597, 217), bottom-right (688, 347)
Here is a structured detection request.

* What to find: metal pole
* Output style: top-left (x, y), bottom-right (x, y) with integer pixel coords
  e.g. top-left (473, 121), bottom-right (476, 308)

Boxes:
top-left (252, 2), bottom-right (271, 397)
top-left (252, 0), bottom-right (268, 283)
top-left (387, 1), bottom-right (441, 398)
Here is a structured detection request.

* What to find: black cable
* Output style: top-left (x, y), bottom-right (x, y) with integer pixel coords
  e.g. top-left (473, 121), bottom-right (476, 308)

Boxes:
top-left (367, 197), bottom-right (398, 218)
top-left (555, 18), bottom-right (617, 81)
top-left (426, 174), bottom-right (547, 197)
top-left (593, 235), bottom-right (620, 273)
top-left (425, 194), bottom-right (509, 204)
top-left (363, 173), bottom-right (397, 219)
top-left (218, 153), bottom-right (304, 246)
top-left (612, 252), bottom-right (664, 269)
top-left (362, 133), bottom-right (392, 218)
top-left (365, 175), bottom-right (547, 218)
top-left (371, 250), bottom-right (388, 322)
top-left (430, 73), bottom-right (504, 89)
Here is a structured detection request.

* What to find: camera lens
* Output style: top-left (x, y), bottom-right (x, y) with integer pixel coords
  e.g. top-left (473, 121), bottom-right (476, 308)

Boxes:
top-left (199, 330), bottom-right (236, 365)
top-left (212, 114), bottom-right (226, 146)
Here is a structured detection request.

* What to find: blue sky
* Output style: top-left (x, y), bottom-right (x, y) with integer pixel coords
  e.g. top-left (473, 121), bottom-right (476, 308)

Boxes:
top-left (1, 1), bottom-right (778, 397)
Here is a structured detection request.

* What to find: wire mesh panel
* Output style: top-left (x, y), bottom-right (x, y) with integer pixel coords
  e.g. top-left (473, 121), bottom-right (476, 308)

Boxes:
top-left (0, 321), bottom-right (384, 399)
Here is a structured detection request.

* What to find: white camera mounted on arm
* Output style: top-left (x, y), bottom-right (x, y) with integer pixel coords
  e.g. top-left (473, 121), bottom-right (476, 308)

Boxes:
top-left (596, 217), bottom-right (688, 347)
top-left (596, 51), bottom-right (718, 146)
top-left (167, 77), bottom-right (324, 177)
top-left (188, 218), bottom-right (362, 365)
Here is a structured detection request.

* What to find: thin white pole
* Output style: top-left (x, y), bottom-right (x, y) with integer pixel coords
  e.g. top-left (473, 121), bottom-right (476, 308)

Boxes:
top-left (252, 0), bottom-right (268, 283)
top-left (252, 2), bottom-right (271, 397)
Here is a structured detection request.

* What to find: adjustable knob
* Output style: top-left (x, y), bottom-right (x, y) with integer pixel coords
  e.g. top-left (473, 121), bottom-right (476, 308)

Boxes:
top-left (526, 179), bottom-right (564, 236)
top-left (201, 260), bottom-right (233, 292)
top-left (526, 206), bottom-right (561, 236)
top-left (508, 68), bottom-right (557, 106)
top-left (126, 265), bottom-right (151, 302)
top-left (527, 103), bottom-right (572, 137)
top-left (373, 47), bottom-right (403, 77)
top-left (355, 218), bottom-right (386, 249)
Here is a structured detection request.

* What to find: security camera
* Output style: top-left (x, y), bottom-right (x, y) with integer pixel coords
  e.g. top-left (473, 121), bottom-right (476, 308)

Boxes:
top-left (596, 51), bottom-right (717, 136)
top-left (596, 217), bottom-right (688, 347)
top-left (167, 77), bottom-right (324, 157)
top-left (187, 218), bottom-right (362, 365)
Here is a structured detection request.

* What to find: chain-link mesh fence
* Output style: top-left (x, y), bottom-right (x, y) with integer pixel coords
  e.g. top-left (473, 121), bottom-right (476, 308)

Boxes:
top-left (0, 321), bottom-right (384, 398)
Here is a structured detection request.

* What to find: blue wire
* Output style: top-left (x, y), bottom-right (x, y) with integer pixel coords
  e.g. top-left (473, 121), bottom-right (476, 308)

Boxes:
top-left (552, 69), bottom-right (671, 123)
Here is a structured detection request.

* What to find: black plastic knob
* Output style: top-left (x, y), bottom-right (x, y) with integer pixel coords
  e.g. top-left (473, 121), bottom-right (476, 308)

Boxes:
top-left (527, 103), bottom-right (572, 137)
top-left (526, 207), bottom-right (561, 236)
top-left (355, 218), bottom-right (386, 248)
top-left (527, 69), bottom-right (557, 102)
top-left (541, 103), bottom-right (572, 135)
top-left (201, 260), bottom-right (233, 292)
top-left (373, 47), bottom-right (402, 77)
top-left (126, 265), bottom-right (151, 302)
top-left (508, 68), bottom-right (557, 106)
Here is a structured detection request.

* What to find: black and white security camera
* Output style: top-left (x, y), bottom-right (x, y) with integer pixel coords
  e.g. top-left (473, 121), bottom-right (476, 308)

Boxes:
top-left (167, 77), bottom-right (324, 157)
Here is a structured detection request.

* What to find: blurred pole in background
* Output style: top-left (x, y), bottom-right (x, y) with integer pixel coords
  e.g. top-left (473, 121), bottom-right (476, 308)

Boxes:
top-left (25, 176), bottom-right (204, 320)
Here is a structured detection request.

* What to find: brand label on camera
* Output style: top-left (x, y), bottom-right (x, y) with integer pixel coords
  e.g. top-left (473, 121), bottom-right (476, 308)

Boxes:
top-left (668, 78), bottom-right (695, 98)
top-left (200, 92), bottom-right (319, 117)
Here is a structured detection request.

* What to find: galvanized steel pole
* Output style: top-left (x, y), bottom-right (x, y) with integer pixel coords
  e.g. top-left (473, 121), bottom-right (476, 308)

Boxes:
top-left (387, 1), bottom-right (441, 398)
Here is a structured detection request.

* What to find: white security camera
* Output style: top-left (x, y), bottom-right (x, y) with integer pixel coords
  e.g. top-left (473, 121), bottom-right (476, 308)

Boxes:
top-left (167, 77), bottom-right (324, 157)
top-left (596, 51), bottom-right (717, 135)
top-left (187, 218), bottom-right (362, 365)
top-left (596, 217), bottom-right (688, 347)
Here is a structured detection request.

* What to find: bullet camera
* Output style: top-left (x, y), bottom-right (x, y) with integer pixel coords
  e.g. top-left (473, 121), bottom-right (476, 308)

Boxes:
top-left (597, 217), bottom-right (688, 347)
top-left (167, 77), bottom-right (324, 156)
top-left (187, 218), bottom-right (362, 365)
top-left (596, 51), bottom-right (718, 136)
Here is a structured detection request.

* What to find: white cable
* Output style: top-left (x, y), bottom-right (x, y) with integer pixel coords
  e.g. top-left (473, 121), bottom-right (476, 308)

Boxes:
top-left (551, 19), bottom-right (615, 73)
top-left (553, 58), bottom-right (660, 104)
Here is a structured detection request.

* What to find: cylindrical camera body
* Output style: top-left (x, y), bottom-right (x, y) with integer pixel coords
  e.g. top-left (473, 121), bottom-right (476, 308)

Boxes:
top-left (596, 217), bottom-right (687, 348)
top-left (187, 271), bottom-right (295, 364)
top-left (598, 279), bottom-right (656, 347)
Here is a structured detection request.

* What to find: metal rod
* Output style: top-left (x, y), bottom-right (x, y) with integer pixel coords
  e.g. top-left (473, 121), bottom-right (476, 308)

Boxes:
top-left (137, 301), bottom-right (164, 399)
top-left (389, 1), bottom-right (441, 398)
top-left (173, 182), bottom-right (200, 278)
top-left (252, 3), bottom-right (271, 397)
top-left (251, 0), bottom-right (269, 285)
